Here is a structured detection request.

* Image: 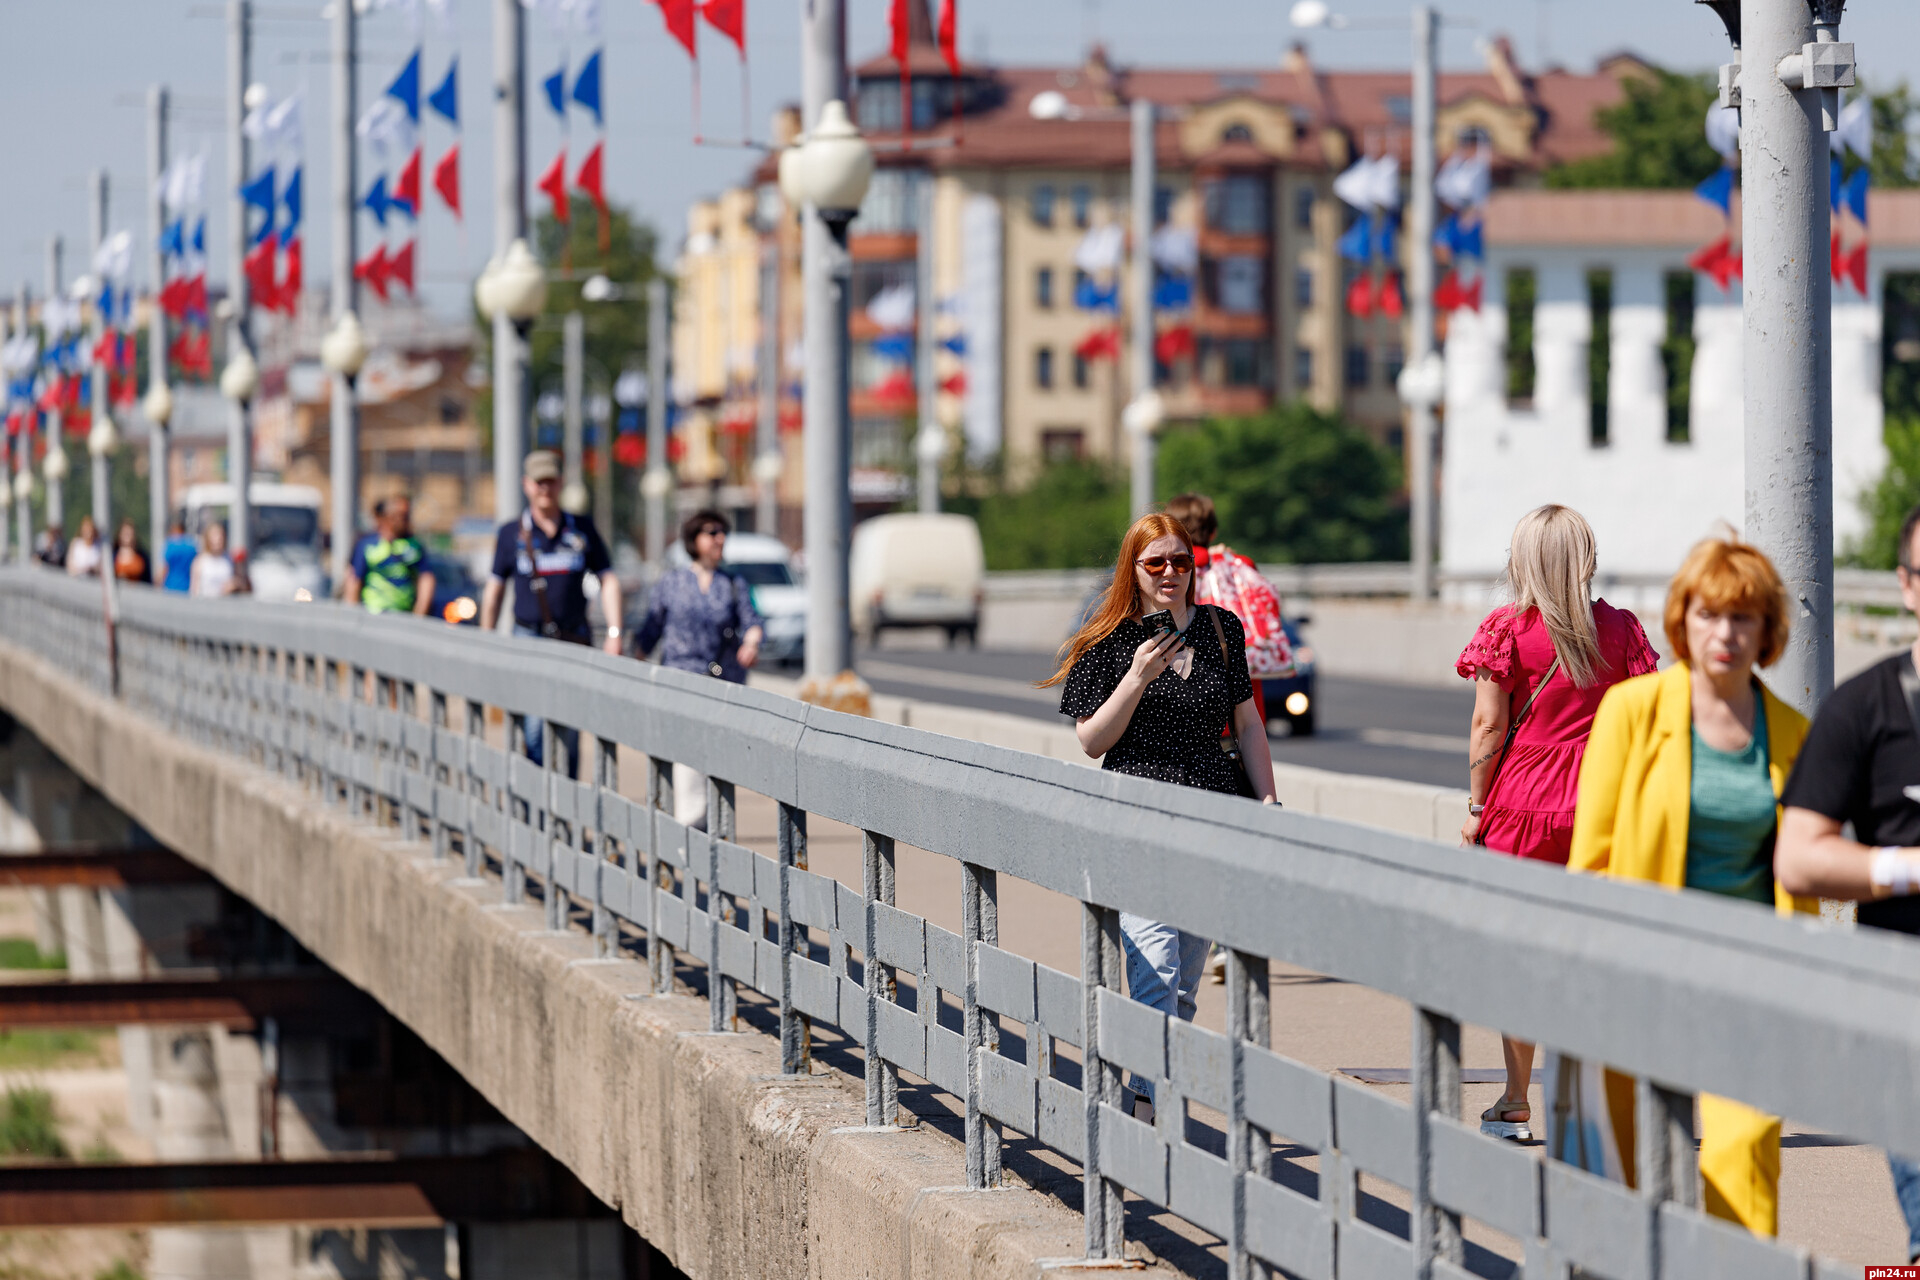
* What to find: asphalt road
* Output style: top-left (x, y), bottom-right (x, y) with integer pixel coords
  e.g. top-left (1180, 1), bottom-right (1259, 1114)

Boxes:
top-left (853, 644), bottom-right (1477, 788)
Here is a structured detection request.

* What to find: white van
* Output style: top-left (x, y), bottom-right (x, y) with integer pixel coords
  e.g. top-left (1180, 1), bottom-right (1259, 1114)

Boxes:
top-left (180, 483), bottom-right (327, 603)
top-left (849, 513), bottom-right (984, 646)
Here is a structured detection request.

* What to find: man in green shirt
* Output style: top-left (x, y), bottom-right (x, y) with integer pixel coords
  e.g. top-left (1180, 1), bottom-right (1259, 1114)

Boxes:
top-left (345, 495), bottom-right (436, 617)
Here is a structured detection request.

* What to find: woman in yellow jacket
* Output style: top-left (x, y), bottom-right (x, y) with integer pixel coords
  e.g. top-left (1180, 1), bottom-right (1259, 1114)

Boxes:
top-left (1570, 537), bottom-right (1818, 1238)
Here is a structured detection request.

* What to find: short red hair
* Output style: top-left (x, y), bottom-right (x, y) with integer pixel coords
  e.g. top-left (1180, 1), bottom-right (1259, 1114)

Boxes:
top-left (1664, 537), bottom-right (1791, 668)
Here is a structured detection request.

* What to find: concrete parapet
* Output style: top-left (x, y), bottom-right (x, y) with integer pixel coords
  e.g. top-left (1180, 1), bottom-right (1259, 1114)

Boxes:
top-left (0, 639), bottom-right (1181, 1280)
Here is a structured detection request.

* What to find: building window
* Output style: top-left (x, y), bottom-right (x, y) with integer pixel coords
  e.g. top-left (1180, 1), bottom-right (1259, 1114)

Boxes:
top-left (1036, 267), bottom-right (1054, 309)
top-left (1221, 123), bottom-right (1254, 144)
top-left (1294, 187), bottom-right (1316, 230)
top-left (1588, 269), bottom-right (1613, 447)
top-left (1154, 184), bottom-right (1175, 227)
top-left (1663, 271), bottom-right (1696, 443)
top-left (1073, 352), bottom-right (1090, 389)
top-left (1220, 338), bottom-right (1272, 388)
top-left (1386, 95), bottom-right (1412, 124)
top-left (1203, 174), bottom-right (1270, 235)
top-left (1505, 266), bottom-right (1536, 408)
top-left (1035, 346), bottom-right (1055, 389)
top-left (1383, 344), bottom-right (1405, 388)
top-left (852, 416), bottom-right (907, 469)
top-left (855, 168), bottom-right (926, 234)
top-left (1041, 429), bottom-right (1085, 463)
top-left (1207, 255), bottom-right (1266, 315)
top-left (1294, 267), bottom-right (1314, 309)
top-left (1032, 185), bottom-right (1055, 228)
top-left (1295, 345), bottom-right (1314, 389)
top-left (1344, 344), bottom-right (1371, 389)
top-left (1071, 185), bottom-right (1093, 229)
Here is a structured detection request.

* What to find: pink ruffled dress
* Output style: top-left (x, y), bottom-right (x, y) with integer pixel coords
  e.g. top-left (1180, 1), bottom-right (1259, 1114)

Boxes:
top-left (1456, 601), bottom-right (1659, 864)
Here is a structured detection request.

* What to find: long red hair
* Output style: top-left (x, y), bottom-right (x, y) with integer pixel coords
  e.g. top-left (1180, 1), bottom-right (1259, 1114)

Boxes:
top-left (1040, 513), bottom-right (1195, 687)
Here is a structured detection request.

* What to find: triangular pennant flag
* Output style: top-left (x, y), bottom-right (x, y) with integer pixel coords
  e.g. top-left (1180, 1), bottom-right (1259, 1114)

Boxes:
top-left (699, 0), bottom-right (743, 54)
top-left (1374, 209), bottom-right (1399, 263)
top-left (1695, 166), bottom-right (1734, 216)
top-left (428, 57), bottom-right (459, 127)
top-left (543, 65), bottom-right (566, 117)
top-left (1689, 235), bottom-right (1741, 292)
top-left (1345, 274), bottom-right (1374, 318)
top-left (937, 0), bottom-right (960, 74)
top-left (277, 237), bottom-right (302, 314)
top-left (1460, 276), bottom-right (1483, 311)
top-left (388, 49), bottom-right (422, 124)
top-left (1455, 220), bottom-right (1483, 260)
top-left (388, 240), bottom-right (416, 295)
top-left (575, 141), bottom-right (607, 213)
top-left (1336, 212), bottom-right (1372, 263)
top-left (571, 49), bottom-right (604, 125)
top-left (433, 144), bottom-right (461, 218)
top-left (1830, 156), bottom-right (1843, 214)
top-left (392, 148), bottom-right (422, 219)
top-left (158, 278), bottom-right (189, 320)
top-left (160, 220), bottom-right (184, 259)
top-left (280, 166), bottom-right (303, 246)
top-left (184, 274), bottom-right (208, 318)
top-left (655, 0), bottom-right (696, 58)
top-left (240, 166), bottom-right (276, 213)
top-left (1831, 229), bottom-right (1845, 284)
top-left (354, 244), bottom-right (391, 302)
top-left (191, 218), bottom-right (205, 254)
top-left (1434, 271), bottom-right (1462, 311)
top-left (1844, 240), bottom-right (1868, 295)
top-left (1378, 271), bottom-right (1405, 319)
top-left (890, 0), bottom-right (912, 138)
top-left (1844, 166), bottom-right (1870, 226)
top-left (538, 151), bottom-right (570, 223)
top-left (364, 173), bottom-right (392, 226)
top-left (243, 238), bottom-right (279, 306)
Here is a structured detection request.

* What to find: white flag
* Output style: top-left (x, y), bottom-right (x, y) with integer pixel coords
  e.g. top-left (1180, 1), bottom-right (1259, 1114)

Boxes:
top-left (1149, 225), bottom-right (1197, 274)
top-left (357, 98), bottom-right (416, 159)
top-left (864, 282), bottom-right (916, 333)
top-left (1073, 224), bottom-right (1125, 274)
top-left (1705, 105), bottom-right (1741, 160)
top-left (1434, 145), bottom-right (1492, 209)
top-left (92, 231), bottom-right (133, 282)
top-left (1831, 96), bottom-right (1871, 160)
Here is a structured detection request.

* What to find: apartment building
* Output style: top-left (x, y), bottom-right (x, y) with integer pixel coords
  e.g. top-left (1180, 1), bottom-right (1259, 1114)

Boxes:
top-left (672, 2), bottom-right (1641, 522)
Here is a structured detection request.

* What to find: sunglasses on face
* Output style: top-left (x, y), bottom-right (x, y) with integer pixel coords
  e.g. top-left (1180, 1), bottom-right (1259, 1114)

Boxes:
top-left (698, 526), bottom-right (728, 539)
top-left (1136, 554), bottom-right (1194, 574)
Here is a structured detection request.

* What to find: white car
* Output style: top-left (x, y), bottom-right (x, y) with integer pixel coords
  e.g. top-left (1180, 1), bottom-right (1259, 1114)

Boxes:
top-left (663, 531), bottom-right (806, 667)
top-left (180, 482), bottom-right (327, 603)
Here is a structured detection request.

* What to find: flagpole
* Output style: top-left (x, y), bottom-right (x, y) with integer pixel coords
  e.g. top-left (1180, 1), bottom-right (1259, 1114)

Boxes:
top-left (90, 170), bottom-right (112, 541)
top-left (1406, 3), bottom-right (1437, 601)
top-left (1127, 98), bottom-right (1155, 521)
top-left (492, 0), bottom-right (527, 526)
top-left (45, 236), bottom-right (65, 545)
top-left (16, 285), bottom-right (31, 563)
top-left (330, 0), bottom-right (358, 592)
top-left (147, 86), bottom-right (171, 565)
top-left (226, 0), bottom-right (254, 560)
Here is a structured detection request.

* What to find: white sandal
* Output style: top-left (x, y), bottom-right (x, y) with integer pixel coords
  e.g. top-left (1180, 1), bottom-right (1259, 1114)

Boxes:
top-left (1479, 1099), bottom-right (1532, 1143)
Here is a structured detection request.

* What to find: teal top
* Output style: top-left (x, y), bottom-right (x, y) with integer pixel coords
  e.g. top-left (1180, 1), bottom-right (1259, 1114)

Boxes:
top-left (1685, 708), bottom-right (1776, 905)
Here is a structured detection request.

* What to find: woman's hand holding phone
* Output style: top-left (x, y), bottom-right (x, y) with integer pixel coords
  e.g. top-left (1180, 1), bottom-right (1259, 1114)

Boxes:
top-left (1127, 629), bottom-right (1184, 687)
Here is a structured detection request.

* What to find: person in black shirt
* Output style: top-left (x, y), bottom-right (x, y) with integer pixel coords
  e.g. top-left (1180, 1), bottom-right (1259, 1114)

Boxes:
top-left (478, 450), bottom-right (625, 773)
top-left (1041, 512), bottom-right (1275, 1123)
top-left (1778, 502), bottom-right (1920, 1263)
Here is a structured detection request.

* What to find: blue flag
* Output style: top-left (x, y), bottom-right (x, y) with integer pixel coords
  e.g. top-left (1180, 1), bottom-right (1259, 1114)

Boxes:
top-left (1374, 209), bottom-right (1400, 262)
top-left (364, 173), bottom-right (392, 227)
top-left (160, 220), bottom-right (184, 258)
top-left (280, 167), bottom-right (303, 246)
top-left (240, 166), bottom-right (276, 214)
top-left (1830, 156), bottom-right (1843, 214)
top-left (1152, 272), bottom-right (1192, 311)
top-left (428, 58), bottom-right (458, 128)
top-left (191, 218), bottom-right (205, 254)
top-left (543, 65), bottom-right (566, 117)
top-left (940, 334), bottom-right (967, 356)
top-left (1337, 212), bottom-right (1373, 263)
top-left (1695, 166), bottom-right (1734, 216)
top-left (387, 49), bottom-right (421, 124)
top-left (572, 49), bottom-right (603, 126)
top-left (1844, 166), bottom-right (1871, 225)
top-left (871, 332), bottom-right (913, 361)
top-left (1074, 275), bottom-right (1118, 312)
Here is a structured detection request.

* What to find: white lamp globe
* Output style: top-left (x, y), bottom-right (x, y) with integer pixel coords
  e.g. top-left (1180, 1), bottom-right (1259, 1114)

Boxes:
top-left (640, 467), bottom-right (673, 500)
top-left (88, 414), bottom-right (119, 458)
top-left (1028, 90), bottom-right (1071, 121)
top-left (1289, 0), bottom-right (1332, 28)
top-left (474, 253), bottom-right (504, 321)
top-left (10, 472), bottom-right (27, 501)
top-left (43, 439), bottom-right (69, 482)
top-left (751, 450), bottom-right (783, 485)
top-left (799, 101), bottom-right (875, 214)
top-left (320, 311), bottom-right (371, 378)
top-left (777, 136), bottom-right (809, 209)
top-left (493, 239), bottom-right (549, 322)
top-left (1122, 390), bottom-right (1166, 436)
top-left (141, 380), bottom-right (174, 427)
top-left (220, 344), bottom-right (260, 403)
top-left (581, 274), bottom-right (617, 304)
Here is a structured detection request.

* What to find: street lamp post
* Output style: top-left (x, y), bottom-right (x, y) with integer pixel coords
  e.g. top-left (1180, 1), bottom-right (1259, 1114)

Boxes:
top-left (1697, 0), bottom-right (1853, 713)
top-left (643, 276), bottom-right (670, 569)
top-left (146, 85), bottom-right (171, 562)
top-left (88, 170), bottom-right (112, 540)
top-left (757, 239), bottom-right (783, 533)
top-left (329, 0), bottom-right (359, 592)
top-left (45, 238), bottom-right (65, 541)
top-left (226, 0), bottom-right (253, 559)
top-left (914, 176), bottom-right (942, 515)
top-left (491, 0), bottom-right (528, 524)
top-left (1126, 98), bottom-right (1157, 520)
top-left (561, 310), bottom-right (589, 513)
top-left (477, 239), bottom-right (547, 526)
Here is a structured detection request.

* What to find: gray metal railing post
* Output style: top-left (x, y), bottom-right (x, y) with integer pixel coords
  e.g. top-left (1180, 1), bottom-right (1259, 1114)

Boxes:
top-left (505, 714), bottom-right (528, 903)
top-left (430, 691), bottom-right (450, 858)
top-left (593, 736), bottom-right (618, 958)
top-left (648, 755), bottom-right (673, 995)
top-left (1413, 1007), bottom-right (1464, 1277)
top-left (463, 700), bottom-right (485, 880)
top-left (778, 801), bottom-right (808, 1073)
top-left (1638, 1078), bottom-right (1699, 1280)
top-left (543, 718), bottom-right (562, 932)
top-left (708, 776), bottom-right (736, 1030)
top-left (862, 829), bottom-right (897, 1126)
top-left (1082, 902), bottom-right (1123, 1259)
top-left (963, 861), bottom-right (1001, 1188)
top-left (1227, 948), bottom-right (1270, 1280)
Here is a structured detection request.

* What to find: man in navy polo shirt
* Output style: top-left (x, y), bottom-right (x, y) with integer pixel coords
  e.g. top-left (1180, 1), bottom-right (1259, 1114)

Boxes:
top-left (479, 450), bottom-right (625, 772)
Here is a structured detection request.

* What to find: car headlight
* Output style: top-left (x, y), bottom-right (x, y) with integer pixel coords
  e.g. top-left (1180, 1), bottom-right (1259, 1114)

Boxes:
top-left (292, 588), bottom-right (313, 603)
top-left (445, 596), bottom-right (478, 624)
top-left (1285, 691), bottom-right (1310, 716)
top-left (1294, 646), bottom-right (1314, 667)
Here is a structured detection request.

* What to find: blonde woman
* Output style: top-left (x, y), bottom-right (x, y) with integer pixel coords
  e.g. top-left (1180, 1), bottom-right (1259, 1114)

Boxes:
top-left (1457, 505), bottom-right (1658, 1141)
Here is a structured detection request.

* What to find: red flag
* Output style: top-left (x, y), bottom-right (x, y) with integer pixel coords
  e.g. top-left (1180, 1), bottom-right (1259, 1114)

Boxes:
top-left (937, 0), bottom-right (960, 75)
top-left (613, 433), bottom-right (645, 467)
top-left (277, 237), bottom-right (302, 313)
top-left (890, 0), bottom-right (912, 137)
top-left (355, 244), bottom-right (392, 302)
top-left (575, 143), bottom-right (607, 215)
top-left (183, 275), bottom-right (208, 318)
top-left (1459, 275), bottom-right (1483, 312)
top-left (1378, 271), bottom-right (1405, 319)
top-left (1153, 325), bottom-right (1195, 364)
top-left (393, 147), bottom-right (423, 217)
top-left (388, 240), bottom-right (416, 295)
top-left (938, 371), bottom-right (967, 396)
top-left (1843, 241), bottom-right (1868, 295)
top-left (1831, 229), bottom-right (1844, 283)
top-left (158, 277), bottom-right (189, 320)
top-left (243, 239), bottom-right (278, 308)
top-left (433, 144), bottom-right (461, 219)
top-left (1074, 327), bottom-right (1121, 361)
top-left (538, 151), bottom-right (570, 224)
top-left (1689, 235), bottom-right (1739, 292)
top-left (699, 0), bottom-right (744, 54)
top-left (1345, 273), bottom-right (1374, 318)
top-left (1434, 272), bottom-right (1461, 312)
top-left (655, 0), bottom-right (696, 58)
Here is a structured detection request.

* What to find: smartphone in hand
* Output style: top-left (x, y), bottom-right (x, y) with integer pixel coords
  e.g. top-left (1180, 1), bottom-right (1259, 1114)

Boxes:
top-left (1141, 609), bottom-right (1179, 638)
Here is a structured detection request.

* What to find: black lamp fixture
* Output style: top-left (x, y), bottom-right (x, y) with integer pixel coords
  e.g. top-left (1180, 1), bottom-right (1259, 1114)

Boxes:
top-left (1696, 0), bottom-right (1740, 48)
top-left (1808, 0), bottom-right (1846, 27)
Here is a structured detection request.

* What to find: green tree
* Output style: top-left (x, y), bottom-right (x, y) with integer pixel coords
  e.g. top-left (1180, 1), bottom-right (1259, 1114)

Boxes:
top-left (1546, 69), bottom-right (1723, 190)
top-left (1867, 82), bottom-right (1920, 188)
top-left (1852, 414), bottom-right (1920, 569)
top-left (476, 195), bottom-right (663, 544)
top-left (1156, 404), bottom-right (1406, 563)
top-left (944, 456), bottom-right (1131, 571)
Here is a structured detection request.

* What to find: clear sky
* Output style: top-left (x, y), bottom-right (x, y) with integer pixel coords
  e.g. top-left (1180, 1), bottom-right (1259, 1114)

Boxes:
top-left (6, 0), bottom-right (1914, 322)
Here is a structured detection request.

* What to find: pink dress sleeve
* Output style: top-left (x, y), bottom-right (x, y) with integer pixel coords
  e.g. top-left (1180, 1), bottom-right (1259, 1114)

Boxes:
top-left (1457, 607), bottom-right (1519, 686)
top-left (1618, 610), bottom-right (1660, 677)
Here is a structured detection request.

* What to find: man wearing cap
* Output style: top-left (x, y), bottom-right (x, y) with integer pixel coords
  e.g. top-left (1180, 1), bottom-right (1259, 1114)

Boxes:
top-left (479, 450), bottom-right (625, 772)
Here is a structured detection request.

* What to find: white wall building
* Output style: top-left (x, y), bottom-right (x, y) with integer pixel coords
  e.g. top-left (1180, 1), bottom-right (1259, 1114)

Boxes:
top-left (1441, 189), bottom-right (1920, 583)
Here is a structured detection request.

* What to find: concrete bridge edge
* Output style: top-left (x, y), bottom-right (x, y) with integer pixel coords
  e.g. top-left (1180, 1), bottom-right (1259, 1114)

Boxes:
top-left (0, 641), bottom-right (1180, 1280)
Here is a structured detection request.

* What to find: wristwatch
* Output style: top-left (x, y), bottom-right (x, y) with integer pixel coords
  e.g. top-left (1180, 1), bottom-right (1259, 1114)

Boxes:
top-left (1468, 802), bottom-right (1485, 816)
top-left (606, 625), bottom-right (623, 639)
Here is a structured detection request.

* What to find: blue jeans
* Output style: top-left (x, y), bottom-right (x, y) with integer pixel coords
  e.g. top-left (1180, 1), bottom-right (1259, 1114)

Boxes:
top-left (513, 625), bottom-right (582, 779)
top-left (1891, 1154), bottom-right (1920, 1261)
top-left (1119, 912), bottom-right (1209, 1108)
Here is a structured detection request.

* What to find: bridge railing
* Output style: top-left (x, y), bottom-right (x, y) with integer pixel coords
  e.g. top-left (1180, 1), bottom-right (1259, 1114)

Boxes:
top-left (4, 567), bottom-right (1913, 1280)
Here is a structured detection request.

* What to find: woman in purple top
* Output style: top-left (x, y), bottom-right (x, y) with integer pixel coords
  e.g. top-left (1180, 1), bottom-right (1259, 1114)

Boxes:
top-left (633, 508), bottom-right (766, 683)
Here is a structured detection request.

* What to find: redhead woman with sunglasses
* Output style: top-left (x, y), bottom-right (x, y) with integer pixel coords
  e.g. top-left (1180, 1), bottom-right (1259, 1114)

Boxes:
top-left (1041, 512), bottom-right (1276, 1121)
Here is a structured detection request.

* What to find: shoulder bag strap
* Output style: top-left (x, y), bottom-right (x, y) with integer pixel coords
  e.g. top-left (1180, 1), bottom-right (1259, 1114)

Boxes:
top-left (1472, 655), bottom-right (1563, 820)
top-left (1896, 656), bottom-right (1920, 749)
top-left (1204, 604), bottom-right (1240, 676)
top-left (519, 519), bottom-right (560, 635)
